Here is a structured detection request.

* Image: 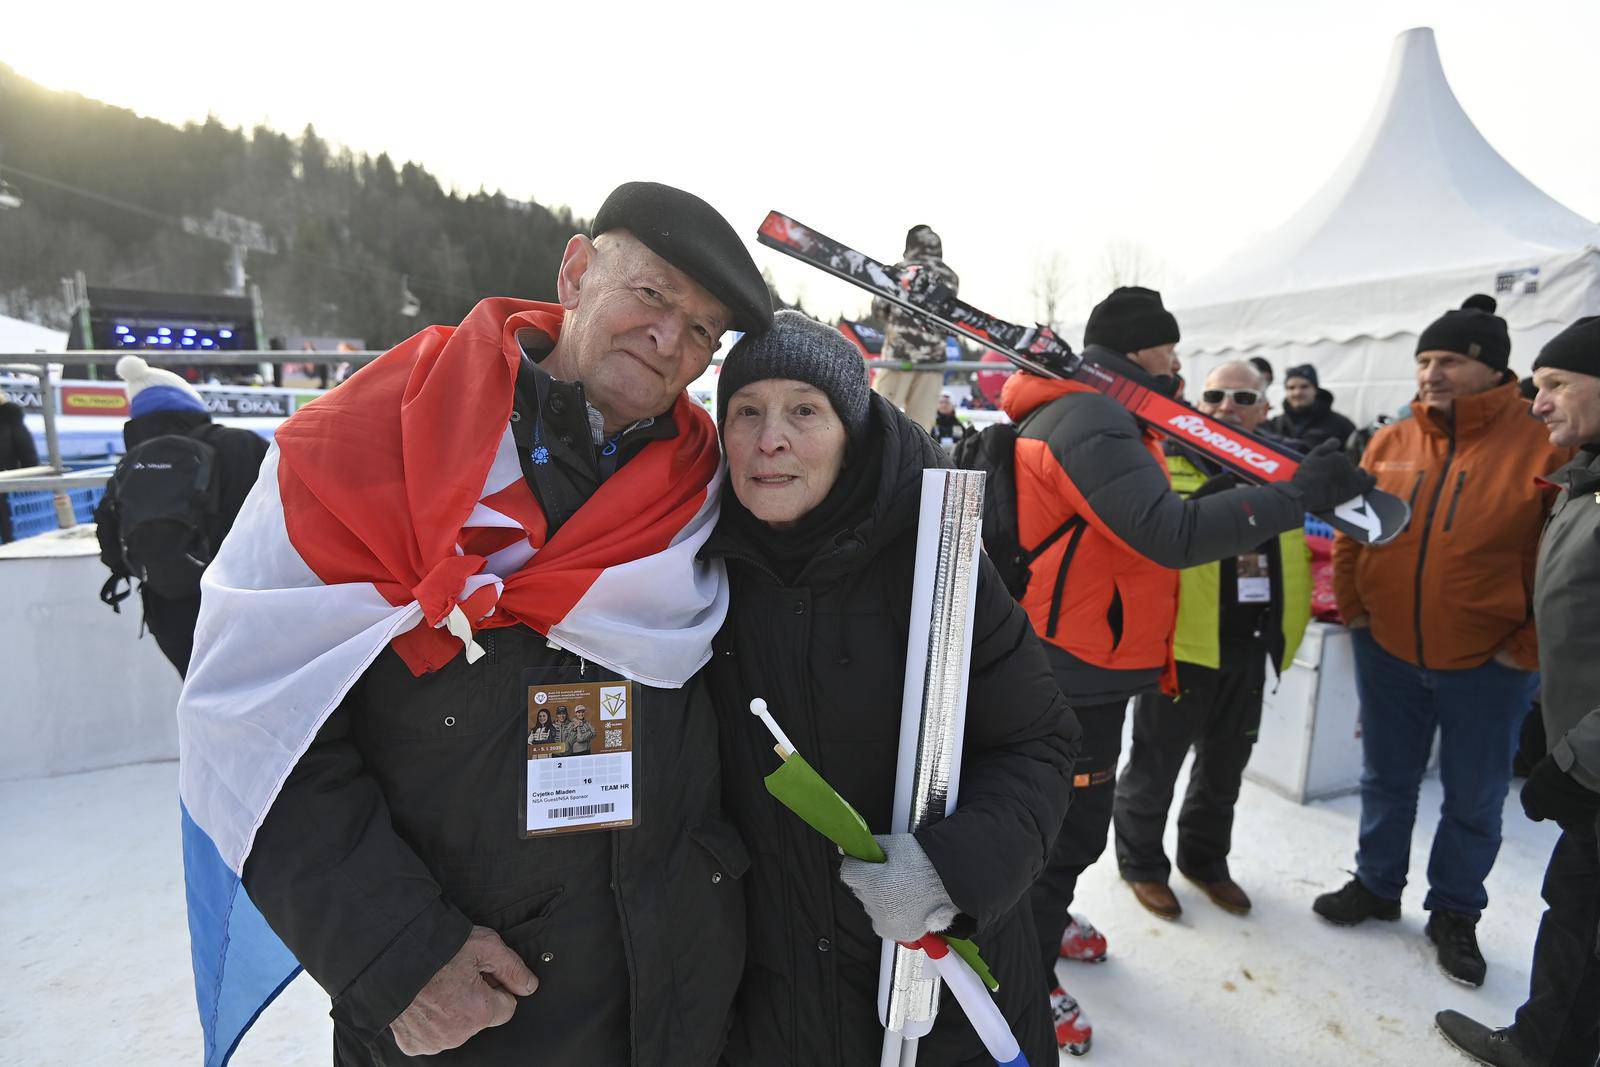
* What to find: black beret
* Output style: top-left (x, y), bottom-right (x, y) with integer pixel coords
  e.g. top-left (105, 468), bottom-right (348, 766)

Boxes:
top-left (1083, 286), bottom-right (1180, 355)
top-left (1416, 294), bottom-right (1510, 371)
top-left (1532, 316), bottom-right (1600, 379)
top-left (592, 181), bottom-right (773, 335)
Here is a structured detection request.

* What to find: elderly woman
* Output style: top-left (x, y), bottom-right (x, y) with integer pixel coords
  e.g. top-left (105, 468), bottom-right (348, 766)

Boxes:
top-left (703, 312), bottom-right (1080, 1066)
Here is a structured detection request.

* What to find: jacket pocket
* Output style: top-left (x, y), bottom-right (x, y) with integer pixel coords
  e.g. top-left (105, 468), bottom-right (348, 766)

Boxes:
top-left (474, 884), bottom-right (566, 933)
top-left (688, 814), bottom-right (752, 881)
top-left (1442, 470), bottom-right (1468, 532)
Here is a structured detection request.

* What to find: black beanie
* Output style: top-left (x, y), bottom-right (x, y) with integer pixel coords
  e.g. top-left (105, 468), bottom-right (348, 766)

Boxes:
top-left (1284, 363), bottom-right (1319, 389)
top-left (717, 311), bottom-right (871, 439)
top-left (592, 181), bottom-right (773, 334)
top-left (1416, 294), bottom-right (1511, 371)
top-left (1532, 316), bottom-right (1600, 379)
top-left (1083, 286), bottom-right (1180, 354)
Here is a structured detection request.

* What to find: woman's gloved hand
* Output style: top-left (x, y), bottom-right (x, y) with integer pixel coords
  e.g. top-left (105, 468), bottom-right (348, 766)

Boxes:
top-left (1288, 438), bottom-right (1378, 513)
top-left (838, 833), bottom-right (958, 943)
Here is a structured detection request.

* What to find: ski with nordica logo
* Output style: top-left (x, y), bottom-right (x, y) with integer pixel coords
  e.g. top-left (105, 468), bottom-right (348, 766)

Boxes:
top-left (756, 210), bottom-right (1411, 546)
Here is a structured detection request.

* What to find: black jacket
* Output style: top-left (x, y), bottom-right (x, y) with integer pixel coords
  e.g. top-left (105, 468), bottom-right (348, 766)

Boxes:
top-left (703, 395), bottom-right (1080, 1067)
top-left (92, 410), bottom-right (269, 673)
top-left (242, 367), bottom-right (749, 1067)
top-left (1264, 388), bottom-right (1356, 451)
top-left (0, 399), bottom-right (39, 543)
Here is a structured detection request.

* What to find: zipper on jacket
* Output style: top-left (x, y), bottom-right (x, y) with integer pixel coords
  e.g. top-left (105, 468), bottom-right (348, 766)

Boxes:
top-left (1405, 470), bottom-right (1425, 512)
top-left (1412, 437), bottom-right (1456, 668)
top-left (1442, 470), bottom-right (1468, 532)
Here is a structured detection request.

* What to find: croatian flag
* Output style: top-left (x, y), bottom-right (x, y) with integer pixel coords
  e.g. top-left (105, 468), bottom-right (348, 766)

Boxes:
top-left (176, 298), bottom-right (728, 1065)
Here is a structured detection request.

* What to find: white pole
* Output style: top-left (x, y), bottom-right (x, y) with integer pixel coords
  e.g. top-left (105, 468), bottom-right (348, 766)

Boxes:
top-left (876, 469), bottom-right (987, 1065)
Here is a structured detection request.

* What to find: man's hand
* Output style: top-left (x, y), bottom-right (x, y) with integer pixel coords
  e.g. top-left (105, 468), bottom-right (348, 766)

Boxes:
top-left (1521, 755), bottom-right (1600, 830)
top-left (1493, 648), bottom-right (1523, 670)
top-left (1345, 613), bottom-right (1371, 630)
top-left (390, 926), bottom-right (538, 1057)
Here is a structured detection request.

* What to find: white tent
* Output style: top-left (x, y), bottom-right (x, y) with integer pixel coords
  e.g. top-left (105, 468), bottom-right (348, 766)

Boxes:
top-left (0, 313), bottom-right (67, 354)
top-left (1172, 27), bottom-right (1600, 428)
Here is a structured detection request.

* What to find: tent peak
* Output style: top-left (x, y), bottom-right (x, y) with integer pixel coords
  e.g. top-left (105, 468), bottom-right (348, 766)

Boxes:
top-left (1177, 27), bottom-right (1600, 308)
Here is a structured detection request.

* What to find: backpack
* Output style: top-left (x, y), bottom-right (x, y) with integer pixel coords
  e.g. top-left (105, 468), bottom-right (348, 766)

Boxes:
top-left (98, 430), bottom-right (222, 606)
top-left (952, 416), bottom-right (1083, 602)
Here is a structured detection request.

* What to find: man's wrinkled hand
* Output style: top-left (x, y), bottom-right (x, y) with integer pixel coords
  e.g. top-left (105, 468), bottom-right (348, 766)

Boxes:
top-left (390, 926), bottom-right (538, 1057)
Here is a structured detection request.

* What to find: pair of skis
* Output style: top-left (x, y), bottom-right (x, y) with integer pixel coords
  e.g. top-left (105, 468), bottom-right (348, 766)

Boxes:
top-left (755, 211), bottom-right (1410, 546)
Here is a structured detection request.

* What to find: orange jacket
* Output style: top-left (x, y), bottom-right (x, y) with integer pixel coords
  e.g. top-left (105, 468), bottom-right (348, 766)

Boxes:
top-left (1333, 382), bottom-right (1570, 670)
top-left (1005, 375), bottom-right (1177, 674)
top-left (1001, 371), bottom-right (1310, 695)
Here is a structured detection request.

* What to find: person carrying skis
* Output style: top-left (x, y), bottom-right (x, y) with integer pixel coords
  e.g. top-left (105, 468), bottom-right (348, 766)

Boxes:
top-left (872, 224), bottom-right (959, 429)
top-left (1007, 285), bottom-right (1372, 1056)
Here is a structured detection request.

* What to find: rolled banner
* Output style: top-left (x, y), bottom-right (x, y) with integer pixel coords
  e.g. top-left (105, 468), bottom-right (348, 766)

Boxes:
top-left (878, 469), bottom-right (987, 1067)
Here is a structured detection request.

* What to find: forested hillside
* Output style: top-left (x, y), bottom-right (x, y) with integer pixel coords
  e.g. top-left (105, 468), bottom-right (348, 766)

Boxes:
top-left (0, 63), bottom-right (590, 347)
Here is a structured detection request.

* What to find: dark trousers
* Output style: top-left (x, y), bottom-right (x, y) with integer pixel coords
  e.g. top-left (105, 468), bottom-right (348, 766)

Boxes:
top-left (1030, 699), bottom-right (1127, 990)
top-left (1350, 629), bottom-right (1534, 915)
top-left (143, 589), bottom-right (201, 677)
top-left (1512, 820), bottom-right (1600, 1066)
top-left (1113, 650), bottom-right (1265, 884)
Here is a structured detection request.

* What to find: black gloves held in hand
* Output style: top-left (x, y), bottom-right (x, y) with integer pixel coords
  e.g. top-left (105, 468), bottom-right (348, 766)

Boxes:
top-left (1521, 755), bottom-right (1600, 830)
top-left (1289, 438), bottom-right (1378, 514)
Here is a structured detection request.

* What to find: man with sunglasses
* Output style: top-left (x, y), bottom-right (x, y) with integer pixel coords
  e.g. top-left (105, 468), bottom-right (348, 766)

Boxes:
top-left (1111, 360), bottom-right (1310, 920)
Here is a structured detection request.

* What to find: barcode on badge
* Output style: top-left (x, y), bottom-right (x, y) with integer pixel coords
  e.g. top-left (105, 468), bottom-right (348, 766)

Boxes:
top-left (547, 803), bottom-right (616, 820)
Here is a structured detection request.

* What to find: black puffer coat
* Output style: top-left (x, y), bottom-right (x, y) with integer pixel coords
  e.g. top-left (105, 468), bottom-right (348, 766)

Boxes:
top-left (1264, 388), bottom-right (1357, 451)
top-left (703, 395), bottom-right (1080, 1067)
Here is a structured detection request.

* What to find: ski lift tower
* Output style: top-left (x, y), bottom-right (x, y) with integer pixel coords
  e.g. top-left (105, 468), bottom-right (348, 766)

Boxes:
top-left (180, 208), bottom-right (274, 353)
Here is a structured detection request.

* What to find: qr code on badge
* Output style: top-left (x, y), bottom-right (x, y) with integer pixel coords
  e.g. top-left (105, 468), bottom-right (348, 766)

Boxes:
top-left (604, 728), bottom-right (624, 750)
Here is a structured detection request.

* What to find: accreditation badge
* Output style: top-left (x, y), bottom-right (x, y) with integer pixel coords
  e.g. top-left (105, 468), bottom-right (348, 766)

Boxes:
top-left (521, 667), bottom-right (636, 838)
top-left (1236, 552), bottom-right (1271, 604)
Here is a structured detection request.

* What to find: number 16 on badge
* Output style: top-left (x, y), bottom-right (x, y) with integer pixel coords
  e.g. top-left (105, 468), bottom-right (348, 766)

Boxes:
top-left (522, 670), bottom-right (637, 837)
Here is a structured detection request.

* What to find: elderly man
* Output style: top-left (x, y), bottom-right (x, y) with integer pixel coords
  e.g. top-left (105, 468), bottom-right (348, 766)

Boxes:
top-left (182, 182), bottom-right (772, 1066)
top-left (1112, 361), bottom-right (1310, 920)
top-left (1436, 316), bottom-right (1600, 1067)
top-left (1316, 295), bottom-right (1570, 988)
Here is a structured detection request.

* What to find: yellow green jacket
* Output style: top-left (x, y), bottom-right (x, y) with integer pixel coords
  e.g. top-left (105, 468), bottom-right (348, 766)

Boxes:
top-left (1168, 452), bottom-right (1311, 673)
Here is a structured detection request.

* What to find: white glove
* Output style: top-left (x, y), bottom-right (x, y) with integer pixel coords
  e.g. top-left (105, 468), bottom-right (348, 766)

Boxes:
top-left (838, 833), bottom-right (958, 942)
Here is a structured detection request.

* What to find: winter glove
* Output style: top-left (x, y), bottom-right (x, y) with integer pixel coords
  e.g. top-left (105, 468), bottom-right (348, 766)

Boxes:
top-left (838, 832), bottom-right (958, 943)
top-left (1287, 438), bottom-right (1378, 513)
top-left (1514, 703), bottom-right (1546, 779)
top-left (1521, 755), bottom-right (1600, 830)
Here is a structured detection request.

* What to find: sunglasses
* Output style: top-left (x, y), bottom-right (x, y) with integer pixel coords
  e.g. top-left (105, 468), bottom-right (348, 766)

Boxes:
top-left (1200, 388), bottom-right (1263, 406)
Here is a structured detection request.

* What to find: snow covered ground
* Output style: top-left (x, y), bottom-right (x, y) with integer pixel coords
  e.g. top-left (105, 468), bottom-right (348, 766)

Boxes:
top-left (0, 758), bottom-right (1559, 1066)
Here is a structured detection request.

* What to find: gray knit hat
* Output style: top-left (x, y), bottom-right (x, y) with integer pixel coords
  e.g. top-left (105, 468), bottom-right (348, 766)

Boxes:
top-left (717, 310), bottom-right (871, 439)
